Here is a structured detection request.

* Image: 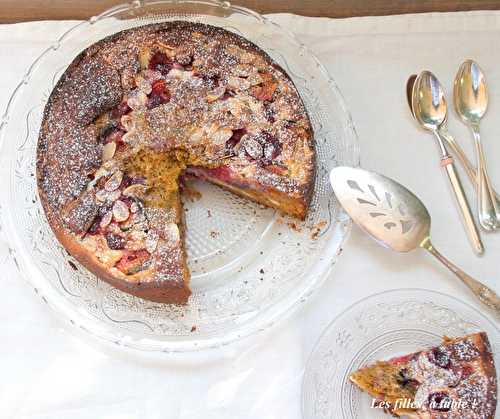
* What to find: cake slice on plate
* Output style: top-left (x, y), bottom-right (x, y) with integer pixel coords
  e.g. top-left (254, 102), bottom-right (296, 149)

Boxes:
top-left (349, 332), bottom-right (497, 418)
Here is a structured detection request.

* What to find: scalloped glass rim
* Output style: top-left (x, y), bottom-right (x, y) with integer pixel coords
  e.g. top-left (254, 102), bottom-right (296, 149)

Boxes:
top-left (0, 0), bottom-right (360, 353)
top-left (302, 288), bottom-right (500, 419)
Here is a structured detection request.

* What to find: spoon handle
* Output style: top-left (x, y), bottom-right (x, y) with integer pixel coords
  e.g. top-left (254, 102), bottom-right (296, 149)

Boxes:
top-left (434, 132), bottom-right (483, 255)
top-left (440, 129), bottom-right (500, 206)
top-left (471, 125), bottom-right (500, 231)
top-left (421, 238), bottom-right (500, 318)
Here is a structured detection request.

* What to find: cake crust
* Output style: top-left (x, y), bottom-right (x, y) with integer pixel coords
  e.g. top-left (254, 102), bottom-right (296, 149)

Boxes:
top-left (36, 21), bottom-right (315, 304)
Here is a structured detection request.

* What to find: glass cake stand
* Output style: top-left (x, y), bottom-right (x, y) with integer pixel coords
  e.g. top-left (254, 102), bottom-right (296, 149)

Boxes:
top-left (0, 0), bottom-right (359, 352)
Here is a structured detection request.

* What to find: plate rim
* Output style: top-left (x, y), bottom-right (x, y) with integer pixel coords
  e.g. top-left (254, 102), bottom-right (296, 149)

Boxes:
top-left (0, 0), bottom-right (360, 353)
top-left (301, 287), bottom-right (500, 419)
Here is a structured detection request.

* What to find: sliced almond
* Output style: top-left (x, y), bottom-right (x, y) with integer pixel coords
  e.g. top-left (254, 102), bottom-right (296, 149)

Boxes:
top-left (135, 75), bottom-right (152, 95)
top-left (206, 86), bottom-right (226, 103)
top-left (165, 223), bottom-right (180, 244)
top-left (212, 127), bottom-right (233, 145)
top-left (248, 72), bottom-right (263, 86)
top-left (102, 141), bottom-right (116, 161)
top-left (99, 249), bottom-right (124, 268)
top-left (227, 76), bottom-right (250, 91)
top-left (122, 130), bottom-right (139, 146)
top-left (143, 69), bottom-right (163, 82)
top-left (96, 189), bottom-right (121, 203)
top-left (138, 47), bottom-right (152, 69)
top-left (95, 189), bottom-right (108, 202)
top-left (239, 51), bottom-right (256, 64)
top-left (120, 114), bottom-right (134, 131)
top-left (145, 232), bottom-right (159, 254)
top-left (107, 190), bottom-right (122, 202)
top-left (103, 160), bottom-right (118, 171)
top-left (87, 167), bottom-right (109, 190)
top-left (113, 200), bottom-right (130, 222)
top-left (99, 211), bottom-right (113, 228)
top-left (228, 97), bottom-right (244, 117)
top-left (127, 90), bottom-right (148, 111)
top-left (188, 127), bottom-right (204, 143)
top-left (104, 170), bottom-right (123, 192)
top-left (125, 230), bottom-right (147, 251)
top-left (234, 63), bottom-right (253, 77)
top-left (167, 68), bottom-right (184, 79)
top-left (123, 184), bottom-right (148, 199)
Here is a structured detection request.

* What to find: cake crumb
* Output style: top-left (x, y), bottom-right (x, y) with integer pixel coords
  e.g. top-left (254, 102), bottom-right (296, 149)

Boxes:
top-left (68, 261), bottom-right (78, 271)
top-left (309, 220), bottom-right (327, 239)
top-left (210, 231), bottom-right (219, 238)
top-left (182, 182), bottom-right (202, 202)
top-left (287, 221), bottom-right (301, 232)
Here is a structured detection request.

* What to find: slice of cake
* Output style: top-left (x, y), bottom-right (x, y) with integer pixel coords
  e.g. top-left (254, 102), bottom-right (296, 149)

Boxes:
top-left (349, 332), bottom-right (497, 418)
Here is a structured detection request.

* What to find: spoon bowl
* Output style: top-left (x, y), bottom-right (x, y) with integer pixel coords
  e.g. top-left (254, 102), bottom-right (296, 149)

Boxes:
top-left (453, 59), bottom-right (499, 231)
top-left (454, 60), bottom-right (488, 124)
top-left (412, 71), bottom-right (448, 132)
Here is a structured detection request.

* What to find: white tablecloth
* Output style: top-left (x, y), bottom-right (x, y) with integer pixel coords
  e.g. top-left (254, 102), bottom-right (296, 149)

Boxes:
top-left (1, 11), bottom-right (500, 419)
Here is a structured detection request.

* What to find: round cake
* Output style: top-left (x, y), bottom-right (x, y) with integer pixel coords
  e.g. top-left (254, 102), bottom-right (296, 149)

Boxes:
top-left (36, 21), bottom-right (315, 304)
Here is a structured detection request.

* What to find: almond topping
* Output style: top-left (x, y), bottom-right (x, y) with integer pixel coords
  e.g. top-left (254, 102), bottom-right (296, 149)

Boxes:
top-left (145, 232), bottom-right (159, 254)
top-left (206, 86), bottom-right (226, 103)
top-left (102, 141), bottom-right (116, 161)
top-left (104, 170), bottom-right (123, 192)
top-left (112, 200), bottom-right (130, 222)
top-left (123, 184), bottom-right (148, 199)
top-left (99, 211), bottom-right (113, 228)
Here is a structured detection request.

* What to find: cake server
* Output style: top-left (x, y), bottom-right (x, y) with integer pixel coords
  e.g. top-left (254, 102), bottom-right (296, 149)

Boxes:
top-left (330, 166), bottom-right (500, 317)
top-left (411, 71), bottom-right (483, 254)
top-left (407, 74), bottom-right (500, 207)
top-left (453, 60), bottom-right (500, 230)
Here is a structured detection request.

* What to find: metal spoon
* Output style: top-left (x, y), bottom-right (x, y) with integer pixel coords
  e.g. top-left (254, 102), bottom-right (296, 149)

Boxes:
top-left (412, 71), bottom-right (483, 255)
top-left (407, 75), bottom-right (500, 206)
top-left (454, 60), bottom-right (500, 230)
top-left (330, 166), bottom-right (500, 317)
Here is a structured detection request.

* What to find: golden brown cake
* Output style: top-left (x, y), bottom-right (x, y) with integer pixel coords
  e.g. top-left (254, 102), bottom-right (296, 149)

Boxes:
top-left (36, 21), bottom-right (315, 304)
top-left (350, 332), bottom-right (497, 418)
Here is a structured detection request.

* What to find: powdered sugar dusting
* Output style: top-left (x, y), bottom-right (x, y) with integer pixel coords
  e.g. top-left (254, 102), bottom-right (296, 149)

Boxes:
top-left (37, 21), bottom-right (314, 302)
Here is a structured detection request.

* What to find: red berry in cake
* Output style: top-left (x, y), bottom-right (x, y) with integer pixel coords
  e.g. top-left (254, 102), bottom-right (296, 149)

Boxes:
top-left (105, 233), bottom-right (126, 250)
top-left (147, 79), bottom-right (170, 109)
top-left (427, 392), bottom-right (452, 412)
top-left (428, 347), bottom-right (451, 369)
top-left (87, 215), bottom-right (103, 235)
top-left (110, 101), bottom-right (132, 119)
top-left (148, 51), bottom-right (173, 76)
top-left (115, 249), bottom-right (151, 275)
top-left (221, 89), bottom-right (236, 100)
top-left (225, 128), bottom-right (246, 154)
top-left (105, 128), bottom-right (125, 145)
top-left (261, 131), bottom-right (281, 161)
top-left (251, 74), bottom-right (278, 101)
top-left (263, 101), bottom-right (276, 123)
